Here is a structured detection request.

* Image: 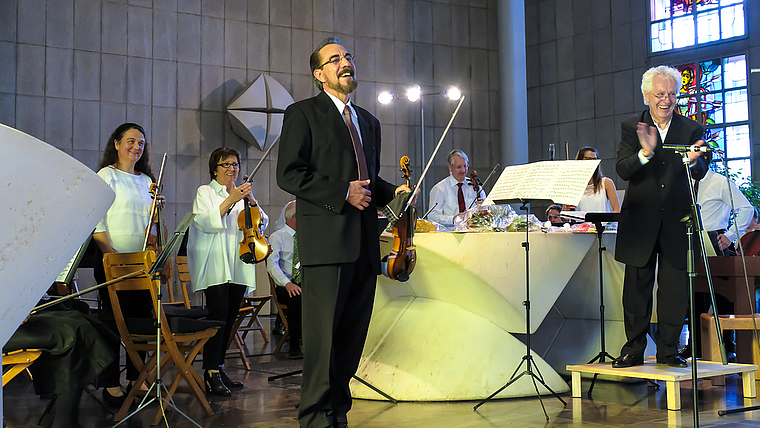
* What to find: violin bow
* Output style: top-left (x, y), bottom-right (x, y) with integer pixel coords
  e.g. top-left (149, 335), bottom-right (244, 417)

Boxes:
top-left (467, 163), bottom-right (501, 209)
top-left (243, 140), bottom-right (279, 184)
top-left (225, 140), bottom-right (280, 216)
top-left (404, 95), bottom-right (466, 211)
top-left (143, 153), bottom-right (168, 251)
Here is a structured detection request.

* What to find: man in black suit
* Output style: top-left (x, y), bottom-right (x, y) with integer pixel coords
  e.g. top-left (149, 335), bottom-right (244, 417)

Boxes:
top-left (277, 37), bottom-right (410, 428)
top-left (612, 65), bottom-right (710, 369)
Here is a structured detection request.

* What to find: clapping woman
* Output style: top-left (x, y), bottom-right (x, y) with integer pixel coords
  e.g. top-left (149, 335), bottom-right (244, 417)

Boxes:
top-left (188, 147), bottom-right (268, 395)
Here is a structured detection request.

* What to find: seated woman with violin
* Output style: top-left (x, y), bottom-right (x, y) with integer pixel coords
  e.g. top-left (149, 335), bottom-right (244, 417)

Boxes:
top-left (91, 122), bottom-right (159, 406)
top-left (187, 147), bottom-right (269, 396)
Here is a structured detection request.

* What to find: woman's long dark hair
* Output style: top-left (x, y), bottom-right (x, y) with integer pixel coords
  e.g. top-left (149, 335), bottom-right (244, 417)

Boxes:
top-left (575, 146), bottom-right (602, 194)
top-left (98, 123), bottom-right (156, 182)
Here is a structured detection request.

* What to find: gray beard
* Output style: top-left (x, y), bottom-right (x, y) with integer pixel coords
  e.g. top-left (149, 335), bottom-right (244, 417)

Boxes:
top-left (326, 78), bottom-right (358, 95)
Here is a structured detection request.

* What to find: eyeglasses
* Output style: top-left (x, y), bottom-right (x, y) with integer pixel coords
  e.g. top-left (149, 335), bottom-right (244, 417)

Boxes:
top-left (653, 92), bottom-right (676, 100)
top-left (582, 156), bottom-right (598, 160)
top-left (318, 53), bottom-right (354, 69)
top-left (217, 162), bottom-right (240, 169)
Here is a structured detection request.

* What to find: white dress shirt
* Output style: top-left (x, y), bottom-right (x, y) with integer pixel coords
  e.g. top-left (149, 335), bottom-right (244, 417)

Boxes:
top-left (697, 169), bottom-right (753, 243)
top-left (187, 179), bottom-right (269, 293)
top-left (267, 225), bottom-right (295, 288)
top-left (427, 175), bottom-right (486, 228)
top-left (95, 166), bottom-right (153, 253)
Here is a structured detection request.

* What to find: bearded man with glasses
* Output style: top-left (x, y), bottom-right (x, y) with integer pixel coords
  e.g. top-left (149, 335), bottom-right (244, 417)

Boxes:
top-left (277, 37), bottom-right (412, 428)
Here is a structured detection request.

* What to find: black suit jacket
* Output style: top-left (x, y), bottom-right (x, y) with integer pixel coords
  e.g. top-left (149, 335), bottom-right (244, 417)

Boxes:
top-left (615, 111), bottom-right (708, 268)
top-left (276, 91), bottom-right (396, 273)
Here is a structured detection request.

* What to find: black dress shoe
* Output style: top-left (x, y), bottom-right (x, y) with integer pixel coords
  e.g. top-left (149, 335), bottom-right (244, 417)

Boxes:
top-left (102, 387), bottom-right (127, 407)
top-left (657, 355), bottom-right (688, 368)
top-left (204, 371), bottom-right (231, 396)
top-left (218, 368), bottom-right (244, 389)
top-left (677, 345), bottom-right (691, 359)
top-left (612, 353), bottom-right (642, 368)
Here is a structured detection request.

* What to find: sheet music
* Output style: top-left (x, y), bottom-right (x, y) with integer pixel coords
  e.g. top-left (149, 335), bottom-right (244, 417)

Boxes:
top-left (484, 160), bottom-right (600, 206)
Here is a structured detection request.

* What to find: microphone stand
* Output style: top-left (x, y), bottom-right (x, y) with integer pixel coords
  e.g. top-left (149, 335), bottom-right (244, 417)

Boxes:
top-left (712, 154), bottom-right (760, 417)
top-left (675, 147), bottom-right (726, 428)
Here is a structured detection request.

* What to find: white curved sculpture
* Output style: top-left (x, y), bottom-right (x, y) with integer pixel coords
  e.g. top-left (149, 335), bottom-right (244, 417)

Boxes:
top-left (0, 125), bottom-right (115, 417)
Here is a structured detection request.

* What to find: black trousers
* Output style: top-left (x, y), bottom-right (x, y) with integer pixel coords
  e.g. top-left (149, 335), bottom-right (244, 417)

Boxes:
top-left (202, 283), bottom-right (245, 370)
top-left (97, 288), bottom-right (153, 384)
top-left (275, 285), bottom-right (302, 343)
top-left (620, 232), bottom-right (689, 360)
top-left (298, 237), bottom-right (376, 428)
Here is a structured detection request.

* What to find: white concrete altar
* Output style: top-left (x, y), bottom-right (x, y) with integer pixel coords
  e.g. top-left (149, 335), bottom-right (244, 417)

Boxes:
top-left (351, 231), bottom-right (626, 401)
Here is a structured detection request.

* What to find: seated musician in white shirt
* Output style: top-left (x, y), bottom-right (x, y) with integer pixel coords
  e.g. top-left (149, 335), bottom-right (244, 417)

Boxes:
top-left (266, 200), bottom-right (303, 359)
top-left (680, 168), bottom-right (753, 360)
top-left (697, 168), bottom-right (754, 255)
top-left (427, 150), bottom-right (486, 229)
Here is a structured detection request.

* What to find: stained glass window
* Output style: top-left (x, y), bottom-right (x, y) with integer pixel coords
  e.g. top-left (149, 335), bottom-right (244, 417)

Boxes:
top-left (676, 55), bottom-right (751, 182)
top-left (650, 0), bottom-right (745, 53)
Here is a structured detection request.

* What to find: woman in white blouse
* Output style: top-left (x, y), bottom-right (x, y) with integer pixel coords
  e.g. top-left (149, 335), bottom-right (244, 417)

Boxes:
top-left (564, 146), bottom-right (620, 213)
top-left (92, 122), bottom-right (158, 406)
top-left (188, 147), bottom-right (268, 396)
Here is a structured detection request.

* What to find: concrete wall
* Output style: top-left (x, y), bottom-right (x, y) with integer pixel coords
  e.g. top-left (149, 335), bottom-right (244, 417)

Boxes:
top-left (0, 0), bottom-right (501, 296)
top-left (525, 0), bottom-right (759, 190)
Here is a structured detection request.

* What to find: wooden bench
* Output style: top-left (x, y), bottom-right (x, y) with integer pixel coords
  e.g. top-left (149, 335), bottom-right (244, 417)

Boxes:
top-left (567, 357), bottom-right (757, 411)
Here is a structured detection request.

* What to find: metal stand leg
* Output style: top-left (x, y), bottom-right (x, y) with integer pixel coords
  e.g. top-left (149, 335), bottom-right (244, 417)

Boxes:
top-left (473, 202), bottom-right (566, 420)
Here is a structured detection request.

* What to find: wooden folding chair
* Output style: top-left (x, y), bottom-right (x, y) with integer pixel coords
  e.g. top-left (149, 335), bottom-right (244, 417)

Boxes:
top-left (268, 274), bottom-right (290, 355)
top-left (3, 349), bottom-right (42, 428)
top-left (103, 251), bottom-right (222, 425)
top-left (167, 256), bottom-right (193, 308)
top-left (226, 293), bottom-right (271, 370)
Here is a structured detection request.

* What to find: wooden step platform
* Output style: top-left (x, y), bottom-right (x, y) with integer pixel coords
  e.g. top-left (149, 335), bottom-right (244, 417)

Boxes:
top-left (567, 357), bottom-right (758, 410)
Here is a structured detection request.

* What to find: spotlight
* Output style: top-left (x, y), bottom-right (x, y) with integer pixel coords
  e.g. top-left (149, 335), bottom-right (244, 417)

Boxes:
top-left (377, 91), bottom-right (395, 104)
top-left (444, 86), bottom-right (461, 101)
top-left (406, 85), bottom-right (421, 102)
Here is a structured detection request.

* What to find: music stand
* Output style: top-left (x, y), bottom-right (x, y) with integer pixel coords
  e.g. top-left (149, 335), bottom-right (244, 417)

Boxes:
top-left (473, 199), bottom-right (566, 419)
top-left (112, 213), bottom-right (202, 428)
top-left (582, 212), bottom-right (619, 396)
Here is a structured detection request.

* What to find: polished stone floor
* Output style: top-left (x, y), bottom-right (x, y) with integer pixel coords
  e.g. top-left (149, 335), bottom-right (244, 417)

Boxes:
top-left (5, 316), bottom-right (760, 428)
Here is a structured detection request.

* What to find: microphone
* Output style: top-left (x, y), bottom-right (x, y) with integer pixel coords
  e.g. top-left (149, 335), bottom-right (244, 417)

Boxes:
top-left (662, 144), bottom-right (717, 153)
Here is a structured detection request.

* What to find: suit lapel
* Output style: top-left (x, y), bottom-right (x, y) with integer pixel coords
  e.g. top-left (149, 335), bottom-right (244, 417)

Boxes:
top-left (315, 92), bottom-right (374, 179)
top-left (316, 92), bottom-right (355, 153)
top-left (355, 106), bottom-right (375, 178)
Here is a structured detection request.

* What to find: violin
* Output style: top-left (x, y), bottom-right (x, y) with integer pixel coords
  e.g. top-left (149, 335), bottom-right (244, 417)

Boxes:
top-left (144, 153), bottom-right (172, 282)
top-left (236, 142), bottom-right (278, 264)
top-left (238, 177), bottom-right (272, 264)
top-left (384, 156), bottom-right (417, 282)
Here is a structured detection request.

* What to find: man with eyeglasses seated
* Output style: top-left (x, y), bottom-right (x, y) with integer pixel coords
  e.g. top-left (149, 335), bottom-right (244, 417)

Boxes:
top-left (427, 149), bottom-right (486, 230)
top-left (612, 65), bottom-right (710, 370)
